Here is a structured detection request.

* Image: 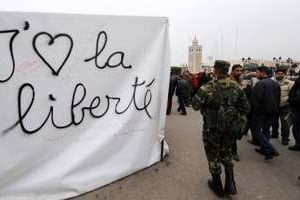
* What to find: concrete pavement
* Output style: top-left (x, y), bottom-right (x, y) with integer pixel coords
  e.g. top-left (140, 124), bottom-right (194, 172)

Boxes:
top-left (72, 103), bottom-right (300, 200)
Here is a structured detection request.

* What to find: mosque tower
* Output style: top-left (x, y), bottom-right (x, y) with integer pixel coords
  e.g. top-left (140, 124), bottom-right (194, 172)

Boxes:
top-left (188, 36), bottom-right (202, 73)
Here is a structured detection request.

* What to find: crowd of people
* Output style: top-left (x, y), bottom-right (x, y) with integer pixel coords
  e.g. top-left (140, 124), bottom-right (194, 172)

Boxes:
top-left (235, 64), bottom-right (300, 157)
top-left (168, 60), bottom-right (300, 197)
top-left (166, 71), bottom-right (212, 116)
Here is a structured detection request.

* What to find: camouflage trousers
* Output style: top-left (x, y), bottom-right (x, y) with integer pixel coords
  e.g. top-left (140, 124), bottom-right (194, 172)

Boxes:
top-left (203, 128), bottom-right (235, 175)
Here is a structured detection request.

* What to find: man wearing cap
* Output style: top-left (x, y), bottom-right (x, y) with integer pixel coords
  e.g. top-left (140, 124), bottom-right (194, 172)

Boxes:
top-left (270, 67), bottom-right (294, 145)
top-left (251, 66), bottom-right (281, 159)
top-left (192, 60), bottom-right (250, 197)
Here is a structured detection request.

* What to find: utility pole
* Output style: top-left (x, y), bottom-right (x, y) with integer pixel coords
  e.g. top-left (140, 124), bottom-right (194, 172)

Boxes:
top-left (221, 34), bottom-right (223, 59)
top-left (234, 27), bottom-right (238, 59)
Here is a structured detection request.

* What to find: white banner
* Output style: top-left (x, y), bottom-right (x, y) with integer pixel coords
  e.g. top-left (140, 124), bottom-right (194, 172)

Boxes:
top-left (0, 11), bottom-right (170, 200)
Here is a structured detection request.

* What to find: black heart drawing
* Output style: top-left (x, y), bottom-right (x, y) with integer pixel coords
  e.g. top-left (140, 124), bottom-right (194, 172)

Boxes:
top-left (33, 32), bottom-right (73, 76)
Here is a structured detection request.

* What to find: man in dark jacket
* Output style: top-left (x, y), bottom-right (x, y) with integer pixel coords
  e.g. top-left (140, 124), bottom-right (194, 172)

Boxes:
top-left (250, 66), bottom-right (281, 160)
top-left (176, 75), bottom-right (189, 115)
top-left (288, 74), bottom-right (300, 151)
top-left (166, 73), bottom-right (177, 115)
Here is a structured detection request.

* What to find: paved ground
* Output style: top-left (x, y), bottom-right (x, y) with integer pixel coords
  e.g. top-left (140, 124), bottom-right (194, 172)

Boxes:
top-left (72, 103), bottom-right (300, 200)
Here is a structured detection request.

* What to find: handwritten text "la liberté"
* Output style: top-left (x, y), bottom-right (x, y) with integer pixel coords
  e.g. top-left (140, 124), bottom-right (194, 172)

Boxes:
top-left (1, 23), bottom-right (155, 135)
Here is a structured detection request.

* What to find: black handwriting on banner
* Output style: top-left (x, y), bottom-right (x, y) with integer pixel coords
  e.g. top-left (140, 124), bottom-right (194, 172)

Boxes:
top-left (32, 32), bottom-right (74, 76)
top-left (3, 77), bottom-right (154, 134)
top-left (0, 29), bottom-right (20, 83)
top-left (0, 25), bottom-right (131, 82)
top-left (84, 31), bottom-right (132, 69)
top-left (1, 22), bottom-right (152, 135)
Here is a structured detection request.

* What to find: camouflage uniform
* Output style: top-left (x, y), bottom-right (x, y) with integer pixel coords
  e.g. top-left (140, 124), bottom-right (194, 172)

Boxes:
top-left (192, 78), bottom-right (250, 175)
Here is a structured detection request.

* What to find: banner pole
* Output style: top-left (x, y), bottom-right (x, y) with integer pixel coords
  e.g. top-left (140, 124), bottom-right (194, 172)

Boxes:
top-left (160, 139), bottom-right (164, 161)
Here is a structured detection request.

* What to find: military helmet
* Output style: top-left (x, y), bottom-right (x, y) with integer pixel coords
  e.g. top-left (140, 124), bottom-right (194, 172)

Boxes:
top-left (214, 60), bottom-right (231, 74)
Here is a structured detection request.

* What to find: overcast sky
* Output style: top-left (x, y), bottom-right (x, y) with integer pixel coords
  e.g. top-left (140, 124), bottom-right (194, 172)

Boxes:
top-left (1, 0), bottom-right (300, 65)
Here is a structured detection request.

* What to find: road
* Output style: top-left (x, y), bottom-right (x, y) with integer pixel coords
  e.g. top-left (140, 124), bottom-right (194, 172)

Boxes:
top-left (72, 103), bottom-right (300, 200)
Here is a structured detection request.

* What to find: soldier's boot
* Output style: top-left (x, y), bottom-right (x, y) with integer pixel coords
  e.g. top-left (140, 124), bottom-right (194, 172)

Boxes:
top-left (224, 166), bottom-right (237, 195)
top-left (208, 174), bottom-right (224, 197)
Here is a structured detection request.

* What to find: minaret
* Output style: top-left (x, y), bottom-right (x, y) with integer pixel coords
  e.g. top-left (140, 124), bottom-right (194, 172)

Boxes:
top-left (188, 36), bottom-right (202, 73)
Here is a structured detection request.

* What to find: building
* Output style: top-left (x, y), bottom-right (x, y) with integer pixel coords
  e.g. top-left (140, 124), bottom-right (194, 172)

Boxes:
top-left (188, 36), bottom-right (202, 73)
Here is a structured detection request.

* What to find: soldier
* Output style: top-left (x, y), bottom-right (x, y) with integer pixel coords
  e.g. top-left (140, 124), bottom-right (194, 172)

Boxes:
top-left (192, 60), bottom-right (250, 197)
top-left (230, 64), bottom-right (244, 161)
